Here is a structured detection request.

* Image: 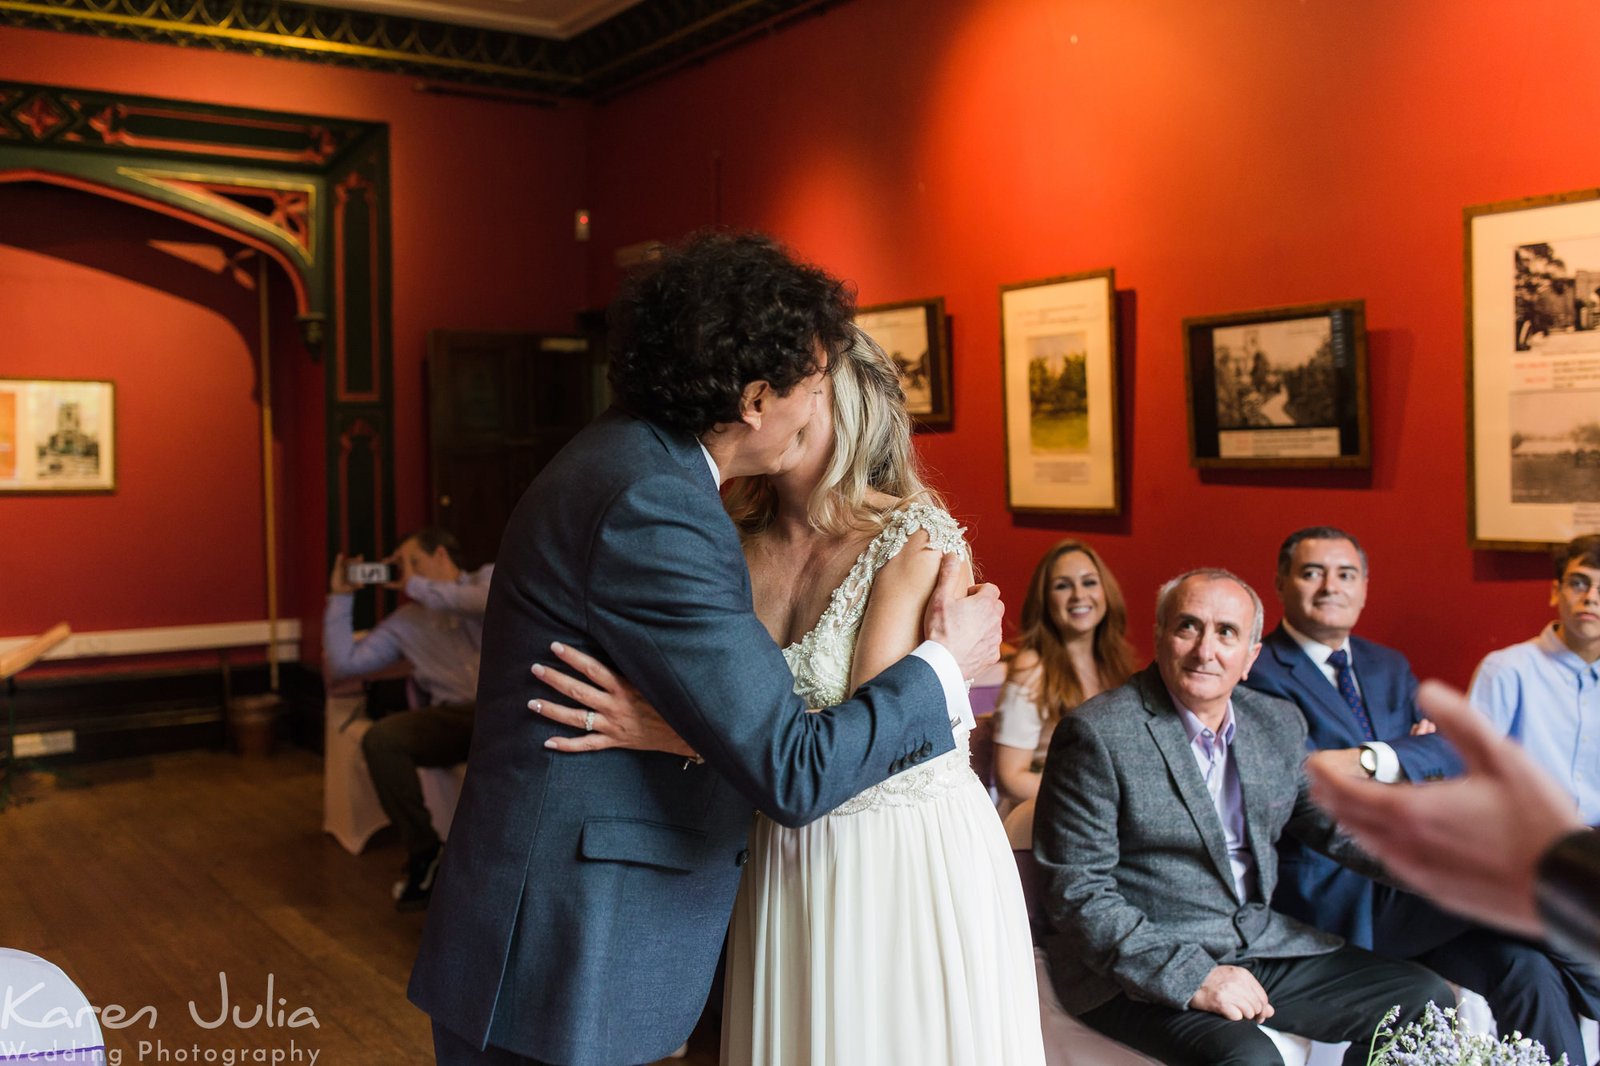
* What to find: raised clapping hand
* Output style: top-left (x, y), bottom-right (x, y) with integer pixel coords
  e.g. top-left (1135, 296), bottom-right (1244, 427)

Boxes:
top-left (1308, 680), bottom-right (1583, 938)
top-left (922, 553), bottom-right (1005, 681)
top-left (531, 642), bottom-right (698, 759)
top-left (1189, 964), bottom-right (1274, 1023)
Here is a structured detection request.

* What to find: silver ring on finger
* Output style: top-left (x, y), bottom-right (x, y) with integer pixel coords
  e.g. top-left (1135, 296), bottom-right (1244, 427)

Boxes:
top-left (583, 710), bottom-right (596, 732)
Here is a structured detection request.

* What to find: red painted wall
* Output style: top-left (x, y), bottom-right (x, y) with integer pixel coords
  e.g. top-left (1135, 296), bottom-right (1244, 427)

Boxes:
top-left (1, 186), bottom-right (267, 634)
top-left (5, 3), bottom-right (1595, 688)
top-left (584, 0), bottom-right (1600, 685)
top-left (0, 26), bottom-right (590, 652)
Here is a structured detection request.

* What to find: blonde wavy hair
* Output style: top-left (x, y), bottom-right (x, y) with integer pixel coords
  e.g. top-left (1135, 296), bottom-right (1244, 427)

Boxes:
top-left (726, 327), bottom-right (943, 537)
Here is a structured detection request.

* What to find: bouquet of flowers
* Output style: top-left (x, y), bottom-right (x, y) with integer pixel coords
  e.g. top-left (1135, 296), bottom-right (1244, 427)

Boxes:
top-left (1366, 1002), bottom-right (1565, 1066)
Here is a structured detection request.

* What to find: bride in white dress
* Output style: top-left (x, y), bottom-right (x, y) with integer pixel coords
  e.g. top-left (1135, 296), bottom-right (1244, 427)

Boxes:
top-left (544, 329), bottom-right (1043, 1066)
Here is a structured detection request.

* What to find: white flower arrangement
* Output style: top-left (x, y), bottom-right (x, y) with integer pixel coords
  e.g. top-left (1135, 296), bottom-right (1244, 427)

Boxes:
top-left (1367, 1002), bottom-right (1565, 1066)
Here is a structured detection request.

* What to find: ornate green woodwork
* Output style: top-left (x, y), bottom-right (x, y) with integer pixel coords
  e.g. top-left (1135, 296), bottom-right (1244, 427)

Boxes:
top-left (0, 79), bottom-right (395, 603)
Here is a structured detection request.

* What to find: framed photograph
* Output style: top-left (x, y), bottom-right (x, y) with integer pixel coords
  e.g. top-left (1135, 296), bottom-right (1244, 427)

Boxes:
top-left (1000, 269), bottom-right (1121, 514)
top-left (0, 378), bottom-right (117, 493)
top-left (1183, 301), bottom-right (1369, 469)
top-left (855, 297), bottom-right (951, 430)
top-left (1466, 188), bottom-right (1600, 549)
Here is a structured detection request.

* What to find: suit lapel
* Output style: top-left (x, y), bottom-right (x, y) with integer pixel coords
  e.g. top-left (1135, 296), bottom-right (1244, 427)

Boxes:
top-left (636, 409), bottom-right (720, 493)
top-left (1228, 694), bottom-right (1279, 897)
top-left (1268, 627), bottom-right (1362, 745)
top-left (1139, 672), bottom-right (1236, 891)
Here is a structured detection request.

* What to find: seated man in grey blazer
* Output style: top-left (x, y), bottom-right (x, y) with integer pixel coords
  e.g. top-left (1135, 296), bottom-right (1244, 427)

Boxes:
top-left (1034, 568), bottom-right (1450, 1066)
top-left (409, 232), bottom-right (1004, 1066)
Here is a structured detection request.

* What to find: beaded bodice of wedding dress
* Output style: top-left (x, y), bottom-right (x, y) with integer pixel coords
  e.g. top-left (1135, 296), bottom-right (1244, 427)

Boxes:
top-left (778, 501), bottom-right (976, 816)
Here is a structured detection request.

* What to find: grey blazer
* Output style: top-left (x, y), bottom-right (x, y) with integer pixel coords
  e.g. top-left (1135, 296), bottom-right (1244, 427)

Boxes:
top-left (408, 408), bottom-right (955, 1066)
top-left (1034, 665), bottom-right (1376, 1016)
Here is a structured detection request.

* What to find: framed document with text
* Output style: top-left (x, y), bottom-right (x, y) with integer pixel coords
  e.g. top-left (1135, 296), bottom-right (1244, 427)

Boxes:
top-left (1467, 188), bottom-right (1600, 549)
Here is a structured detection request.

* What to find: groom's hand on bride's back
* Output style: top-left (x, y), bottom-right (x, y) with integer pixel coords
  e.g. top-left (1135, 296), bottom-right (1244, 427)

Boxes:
top-left (922, 553), bottom-right (1005, 681)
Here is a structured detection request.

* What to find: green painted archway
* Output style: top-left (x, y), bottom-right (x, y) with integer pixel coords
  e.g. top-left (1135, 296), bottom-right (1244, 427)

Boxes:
top-left (0, 79), bottom-right (396, 580)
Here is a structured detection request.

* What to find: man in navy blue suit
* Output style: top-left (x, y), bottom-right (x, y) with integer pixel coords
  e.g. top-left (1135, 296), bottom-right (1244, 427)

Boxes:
top-left (1245, 526), bottom-right (1600, 1064)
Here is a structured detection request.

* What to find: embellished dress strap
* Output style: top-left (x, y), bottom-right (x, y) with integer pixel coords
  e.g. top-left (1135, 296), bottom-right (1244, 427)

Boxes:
top-left (827, 502), bottom-right (969, 634)
top-left (782, 503), bottom-right (970, 712)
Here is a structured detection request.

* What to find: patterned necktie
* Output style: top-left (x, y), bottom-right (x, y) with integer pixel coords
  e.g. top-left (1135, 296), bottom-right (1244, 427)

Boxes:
top-left (1326, 647), bottom-right (1376, 741)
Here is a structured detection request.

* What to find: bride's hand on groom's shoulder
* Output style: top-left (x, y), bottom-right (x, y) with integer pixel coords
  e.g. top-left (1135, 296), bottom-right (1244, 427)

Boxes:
top-left (922, 553), bottom-right (1005, 681)
top-left (530, 642), bottom-right (697, 759)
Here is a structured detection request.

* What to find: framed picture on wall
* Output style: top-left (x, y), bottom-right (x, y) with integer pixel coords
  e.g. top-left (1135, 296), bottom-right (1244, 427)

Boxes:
top-left (1466, 187), bottom-right (1600, 550)
top-left (0, 378), bottom-right (116, 494)
top-left (1182, 300), bottom-right (1369, 469)
top-left (855, 297), bottom-right (952, 430)
top-left (999, 269), bottom-right (1121, 514)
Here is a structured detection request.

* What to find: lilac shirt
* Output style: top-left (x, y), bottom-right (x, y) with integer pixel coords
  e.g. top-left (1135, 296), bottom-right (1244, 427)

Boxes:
top-left (1175, 698), bottom-right (1258, 902)
top-left (323, 565), bottom-right (493, 706)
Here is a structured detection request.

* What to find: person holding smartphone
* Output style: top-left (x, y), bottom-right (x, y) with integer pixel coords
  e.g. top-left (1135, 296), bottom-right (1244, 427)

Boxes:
top-left (325, 526), bottom-right (493, 910)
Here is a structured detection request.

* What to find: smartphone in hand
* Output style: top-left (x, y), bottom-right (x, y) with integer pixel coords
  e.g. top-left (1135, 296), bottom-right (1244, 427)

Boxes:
top-left (345, 561), bottom-right (396, 586)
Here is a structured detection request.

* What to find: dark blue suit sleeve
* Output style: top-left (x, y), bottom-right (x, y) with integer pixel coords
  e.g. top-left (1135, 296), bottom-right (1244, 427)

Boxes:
top-left (583, 472), bottom-right (955, 828)
top-left (1381, 662), bottom-right (1465, 781)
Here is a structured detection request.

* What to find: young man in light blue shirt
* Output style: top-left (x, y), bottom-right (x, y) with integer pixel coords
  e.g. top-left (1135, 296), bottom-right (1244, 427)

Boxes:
top-left (1470, 534), bottom-right (1600, 824)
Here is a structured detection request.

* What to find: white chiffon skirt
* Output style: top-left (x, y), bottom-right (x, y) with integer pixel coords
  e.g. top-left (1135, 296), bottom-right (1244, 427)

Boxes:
top-left (720, 749), bottom-right (1045, 1066)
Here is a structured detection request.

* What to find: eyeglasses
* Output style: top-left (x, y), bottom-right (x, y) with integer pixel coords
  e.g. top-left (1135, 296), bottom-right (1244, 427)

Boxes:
top-left (1561, 573), bottom-right (1596, 597)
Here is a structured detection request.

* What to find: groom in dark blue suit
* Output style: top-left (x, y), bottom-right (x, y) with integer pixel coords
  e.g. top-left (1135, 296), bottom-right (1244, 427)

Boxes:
top-left (407, 233), bottom-right (1004, 1066)
top-left (1245, 526), bottom-right (1600, 1063)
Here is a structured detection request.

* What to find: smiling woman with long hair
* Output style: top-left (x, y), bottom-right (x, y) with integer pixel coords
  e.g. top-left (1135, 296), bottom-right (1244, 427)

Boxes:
top-left (993, 539), bottom-right (1136, 819)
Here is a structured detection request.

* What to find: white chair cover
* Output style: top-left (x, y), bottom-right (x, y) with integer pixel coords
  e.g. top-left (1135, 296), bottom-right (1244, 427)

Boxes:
top-left (0, 947), bottom-right (106, 1064)
top-left (321, 693), bottom-right (465, 855)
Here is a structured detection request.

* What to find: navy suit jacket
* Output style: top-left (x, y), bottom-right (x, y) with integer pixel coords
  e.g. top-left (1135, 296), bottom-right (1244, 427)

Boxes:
top-left (408, 408), bottom-right (954, 1065)
top-left (1242, 624), bottom-right (1463, 949)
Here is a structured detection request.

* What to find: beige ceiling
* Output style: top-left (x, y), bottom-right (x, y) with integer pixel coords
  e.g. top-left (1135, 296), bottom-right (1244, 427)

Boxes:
top-left (316, 0), bottom-right (644, 38)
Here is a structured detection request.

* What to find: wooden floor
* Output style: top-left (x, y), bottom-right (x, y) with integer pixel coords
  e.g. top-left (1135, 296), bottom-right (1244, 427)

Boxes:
top-left (0, 750), bottom-right (719, 1066)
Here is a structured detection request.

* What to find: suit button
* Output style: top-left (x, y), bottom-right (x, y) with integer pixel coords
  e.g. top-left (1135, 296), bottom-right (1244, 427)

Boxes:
top-left (735, 850), bottom-right (750, 867)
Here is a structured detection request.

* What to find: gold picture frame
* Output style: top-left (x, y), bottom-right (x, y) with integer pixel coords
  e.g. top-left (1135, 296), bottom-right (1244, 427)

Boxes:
top-left (1466, 187), bottom-right (1600, 550)
top-left (999, 269), bottom-right (1121, 515)
top-left (0, 378), bottom-right (117, 494)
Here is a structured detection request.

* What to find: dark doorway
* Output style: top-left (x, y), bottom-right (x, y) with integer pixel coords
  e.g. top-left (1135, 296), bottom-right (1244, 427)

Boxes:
top-left (427, 330), bottom-right (604, 570)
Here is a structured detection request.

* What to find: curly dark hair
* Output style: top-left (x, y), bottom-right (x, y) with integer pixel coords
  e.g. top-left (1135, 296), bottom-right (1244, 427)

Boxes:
top-left (606, 230), bottom-right (857, 436)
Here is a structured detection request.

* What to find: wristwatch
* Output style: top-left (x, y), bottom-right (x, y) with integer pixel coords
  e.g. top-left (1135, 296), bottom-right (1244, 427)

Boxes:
top-left (1358, 745), bottom-right (1379, 778)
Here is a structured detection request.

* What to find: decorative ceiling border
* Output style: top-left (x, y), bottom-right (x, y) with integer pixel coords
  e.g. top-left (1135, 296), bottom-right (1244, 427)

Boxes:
top-left (0, 0), bottom-right (839, 99)
top-left (0, 79), bottom-right (368, 167)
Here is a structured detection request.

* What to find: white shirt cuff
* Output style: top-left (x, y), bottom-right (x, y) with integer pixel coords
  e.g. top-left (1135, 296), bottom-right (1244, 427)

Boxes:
top-left (1364, 741), bottom-right (1402, 784)
top-left (911, 640), bottom-right (976, 734)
